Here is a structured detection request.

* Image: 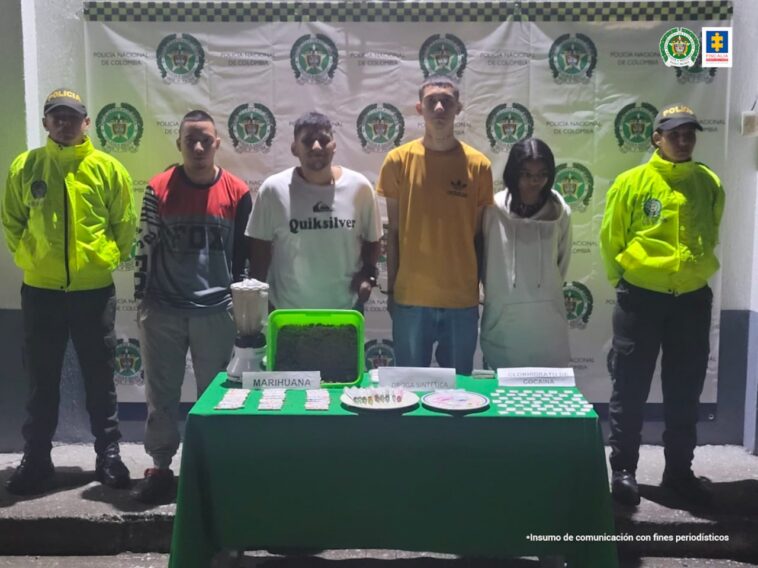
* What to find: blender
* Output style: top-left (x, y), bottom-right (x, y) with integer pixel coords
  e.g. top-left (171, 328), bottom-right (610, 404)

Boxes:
top-left (226, 278), bottom-right (269, 382)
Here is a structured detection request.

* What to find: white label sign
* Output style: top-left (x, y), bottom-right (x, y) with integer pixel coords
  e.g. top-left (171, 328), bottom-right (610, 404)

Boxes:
top-left (378, 367), bottom-right (456, 391)
top-left (242, 371), bottom-right (321, 390)
top-left (497, 367), bottom-right (576, 387)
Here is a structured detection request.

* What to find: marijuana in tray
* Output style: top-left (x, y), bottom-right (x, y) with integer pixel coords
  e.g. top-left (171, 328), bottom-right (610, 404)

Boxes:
top-left (274, 324), bottom-right (358, 383)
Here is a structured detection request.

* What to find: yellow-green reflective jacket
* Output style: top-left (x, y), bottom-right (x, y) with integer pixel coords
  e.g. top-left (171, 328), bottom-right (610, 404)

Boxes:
top-left (1, 136), bottom-right (137, 291)
top-left (599, 150), bottom-right (724, 295)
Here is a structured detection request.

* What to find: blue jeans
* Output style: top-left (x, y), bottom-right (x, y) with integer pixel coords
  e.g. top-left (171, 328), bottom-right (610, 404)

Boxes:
top-left (391, 303), bottom-right (479, 375)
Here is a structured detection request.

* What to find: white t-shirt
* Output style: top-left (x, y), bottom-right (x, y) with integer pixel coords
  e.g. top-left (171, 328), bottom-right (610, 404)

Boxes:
top-left (246, 166), bottom-right (382, 309)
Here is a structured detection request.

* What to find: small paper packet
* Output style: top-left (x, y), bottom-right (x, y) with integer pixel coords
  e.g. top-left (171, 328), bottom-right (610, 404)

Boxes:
top-left (215, 388), bottom-right (251, 410)
top-left (257, 398), bottom-right (285, 411)
top-left (257, 388), bottom-right (287, 411)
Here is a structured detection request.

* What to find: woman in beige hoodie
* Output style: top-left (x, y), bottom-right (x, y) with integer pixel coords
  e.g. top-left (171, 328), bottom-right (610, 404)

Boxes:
top-left (480, 138), bottom-right (572, 369)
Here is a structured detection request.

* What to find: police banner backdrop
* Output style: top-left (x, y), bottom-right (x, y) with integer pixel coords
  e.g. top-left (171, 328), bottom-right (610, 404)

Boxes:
top-left (78, 1), bottom-right (732, 403)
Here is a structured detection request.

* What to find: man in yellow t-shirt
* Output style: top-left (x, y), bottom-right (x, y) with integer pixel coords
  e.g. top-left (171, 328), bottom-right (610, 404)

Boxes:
top-left (376, 77), bottom-right (494, 375)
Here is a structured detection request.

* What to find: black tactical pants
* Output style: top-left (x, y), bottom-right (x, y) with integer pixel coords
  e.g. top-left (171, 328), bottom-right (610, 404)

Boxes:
top-left (20, 284), bottom-right (121, 457)
top-left (608, 279), bottom-right (712, 476)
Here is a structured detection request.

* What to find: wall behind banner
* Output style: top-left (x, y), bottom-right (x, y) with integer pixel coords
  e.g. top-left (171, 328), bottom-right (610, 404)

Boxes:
top-left (0, 0), bottom-right (29, 453)
top-left (4, 0), bottom-right (758, 451)
top-left (79, 1), bottom-right (731, 404)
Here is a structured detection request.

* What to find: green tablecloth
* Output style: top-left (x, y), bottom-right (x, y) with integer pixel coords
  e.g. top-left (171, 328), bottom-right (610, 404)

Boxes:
top-left (169, 374), bottom-right (618, 568)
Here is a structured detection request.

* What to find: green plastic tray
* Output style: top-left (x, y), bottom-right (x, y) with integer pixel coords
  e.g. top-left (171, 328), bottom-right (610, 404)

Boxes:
top-left (266, 309), bottom-right (365, 388)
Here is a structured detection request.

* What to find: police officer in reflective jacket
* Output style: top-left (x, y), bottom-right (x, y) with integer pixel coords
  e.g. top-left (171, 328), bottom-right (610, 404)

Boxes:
top-left (599, 103), bottom-right (725, 507)
top-left (1, 88), bottom-right (136, 495)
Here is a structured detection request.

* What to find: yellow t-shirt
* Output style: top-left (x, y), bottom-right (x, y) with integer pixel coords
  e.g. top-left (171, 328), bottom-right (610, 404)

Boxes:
top-left (376, 138), bottom-right (494, 308)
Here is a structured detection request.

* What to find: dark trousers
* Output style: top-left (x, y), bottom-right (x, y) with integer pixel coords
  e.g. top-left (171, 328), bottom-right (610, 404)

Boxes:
top-left (608, 280), bottom-right (712, 476)
top-left (20, 284), bottom-right (121, 457)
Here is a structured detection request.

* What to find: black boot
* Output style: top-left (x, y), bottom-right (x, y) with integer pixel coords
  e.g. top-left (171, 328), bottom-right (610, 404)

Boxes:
top-left (95, 444), bottom-right (131, 489)
top-left (611, 470), bottom-right (640, 506)
top-left (131, 468), bottom-right (175, 504)
top-left (661, 469), bottom-right (712, 507)
top-left (5, 453), bottom-right (55, 495)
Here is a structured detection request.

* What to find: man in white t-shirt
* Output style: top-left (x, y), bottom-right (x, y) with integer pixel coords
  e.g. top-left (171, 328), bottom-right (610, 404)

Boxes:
top-left (246, 111), bottom-right (381, 310)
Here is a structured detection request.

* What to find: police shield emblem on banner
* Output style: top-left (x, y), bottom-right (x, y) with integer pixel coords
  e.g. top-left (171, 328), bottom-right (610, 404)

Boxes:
top-left (614, 102), bottom-right (657, 153)
top-left (549, 33), bottom-right (597, 84)
top-left (114, 338), bottom-right (144, 385)
top-left (365, 339), bottom-right (396, 369)
top-left (156, 33), bottom-right (205, 84)
top-left (563, 281), bottom-right (594, 330)
top-left (95, 103), bottom-right (144, 153)
top-left (659, 27), bottom-right (700, 68)
top-left (356, 103), bottom-right (405, 153)
top-left (290, 34), bottom-right (339, 84)
top-left (228, 103), bottom-right (276, 153)
top-left (486, 103), bottom-right (534, 153)
top-left (419, 34), bottom-right (467, 79)
top-left (553, 163), bottom-right (594, 212)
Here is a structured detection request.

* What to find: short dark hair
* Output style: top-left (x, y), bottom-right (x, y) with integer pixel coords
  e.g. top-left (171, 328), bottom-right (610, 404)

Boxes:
top-left (502, 137), bottom-right (556, 208)
top-left (418, 75), bottom-right (460, 101)
top-left (179, 109), bottom-right (215, 134)
top-left (293, 111), bottom-right (332, 138)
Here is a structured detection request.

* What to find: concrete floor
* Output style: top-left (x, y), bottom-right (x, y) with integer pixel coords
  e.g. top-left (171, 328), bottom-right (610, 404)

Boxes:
top-left (1, 444), bottom-right (758, 565)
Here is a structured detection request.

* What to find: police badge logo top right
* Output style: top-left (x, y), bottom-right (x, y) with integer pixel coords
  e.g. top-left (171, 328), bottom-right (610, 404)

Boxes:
top-left (658, 26), bottom-right (732, 69)
top-left (659, 27), bottom-right (700, 68)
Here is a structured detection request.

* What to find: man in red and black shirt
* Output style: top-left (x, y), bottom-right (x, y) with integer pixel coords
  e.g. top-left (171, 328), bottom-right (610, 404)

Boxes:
top-left (131, 110), bottom-right (251, 503)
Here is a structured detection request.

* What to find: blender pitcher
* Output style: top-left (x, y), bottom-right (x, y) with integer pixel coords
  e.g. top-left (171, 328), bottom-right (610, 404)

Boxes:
top-left (226, 279), bottom-right (269, 382)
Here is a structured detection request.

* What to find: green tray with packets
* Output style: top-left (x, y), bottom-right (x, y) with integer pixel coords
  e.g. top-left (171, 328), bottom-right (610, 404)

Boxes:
top-left (267, 309), bottom-right (365, 388)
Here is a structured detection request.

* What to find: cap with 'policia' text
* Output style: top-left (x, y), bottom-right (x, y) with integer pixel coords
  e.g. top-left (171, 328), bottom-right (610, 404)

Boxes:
top-left (653, 103), bottom-right (703, 131)
top-left (43, 88), bottom-right (87, 116)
